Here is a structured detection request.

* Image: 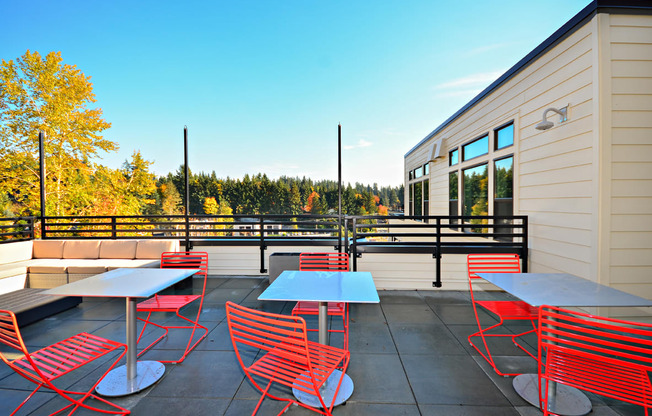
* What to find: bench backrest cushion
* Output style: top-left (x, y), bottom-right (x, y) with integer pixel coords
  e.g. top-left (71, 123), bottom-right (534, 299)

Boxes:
top-left (32, 240), bottom-right (65, 259)
top-left (62, 240), bottom-right (101, 259)
top-left (135, 240), bottom-right (180, 259)
top-left (99, 240), bottom-right (138, 259)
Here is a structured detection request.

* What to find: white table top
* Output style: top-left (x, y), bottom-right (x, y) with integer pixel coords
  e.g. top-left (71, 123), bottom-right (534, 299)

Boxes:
top-left (258, 270), bottom-right (380, 303)
top-left (477, 272), bottom-right (652, 307)
top-left (43, 268), bottom-right (199, 298)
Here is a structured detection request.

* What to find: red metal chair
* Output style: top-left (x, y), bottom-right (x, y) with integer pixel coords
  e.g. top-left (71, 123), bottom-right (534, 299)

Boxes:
top-left (226, 301), bottom-right (350, 416)
top-left (136, 251), bottom-right (209, 363)
top-left (538, 305), bottom-right (652, 415)
top-left (291, 252), bottom-right (350, 349)
top-left (0, 310), bottom-right (129, 416)
top-left (467, 253), bottom-right (538, 376)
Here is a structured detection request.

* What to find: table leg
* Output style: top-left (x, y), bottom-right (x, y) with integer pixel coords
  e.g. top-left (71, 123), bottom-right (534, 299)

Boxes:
top-left (95, 298), bottom-right (166, 397)
top-left (318, 301), bottom-right (328, 345)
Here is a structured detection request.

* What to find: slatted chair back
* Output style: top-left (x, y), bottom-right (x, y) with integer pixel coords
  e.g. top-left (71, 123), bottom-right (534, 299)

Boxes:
top-left (299, 252), bottom-right (349, 272)
top-left (161, 251), bottom-right (209, 277)
top-left (538, 305), bottom-right (652, 415)
top-left (227, 301), bottom-right (310, 370)
top-left (0, 311), bottom-right (31, 375)
top-left (467, 253), bottom-right (521, 281)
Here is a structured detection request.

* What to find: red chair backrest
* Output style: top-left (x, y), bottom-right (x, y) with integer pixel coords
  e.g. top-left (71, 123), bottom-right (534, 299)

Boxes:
top-left (299, 252), bottom-right (349, 272)
top-left (467, 253), bottom-right (521, 280)
top-left (0, 310), bottom-right (45, 383)
top-left (539, 305), bottom-right (652, 408)
top-left (160, 251), bottom-right (208, 277)
top-left (226, 301), bottom-right (310, 367)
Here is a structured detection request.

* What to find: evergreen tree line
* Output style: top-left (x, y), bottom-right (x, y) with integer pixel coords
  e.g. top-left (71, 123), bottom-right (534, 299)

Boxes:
top-left (150, 169), bottom-right (404, 217)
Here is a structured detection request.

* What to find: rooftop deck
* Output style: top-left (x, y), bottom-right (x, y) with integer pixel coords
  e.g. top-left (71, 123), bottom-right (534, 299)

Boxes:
top-left (0, 276), bottom-right (642, 415)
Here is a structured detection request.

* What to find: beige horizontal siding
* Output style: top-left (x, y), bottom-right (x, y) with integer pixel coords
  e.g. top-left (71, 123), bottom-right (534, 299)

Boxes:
top-left (607, 14), bottom-right (652, 294)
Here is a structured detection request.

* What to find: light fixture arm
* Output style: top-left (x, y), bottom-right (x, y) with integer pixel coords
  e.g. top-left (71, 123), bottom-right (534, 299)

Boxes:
top-left (541, 107), bottom-right (567, 122)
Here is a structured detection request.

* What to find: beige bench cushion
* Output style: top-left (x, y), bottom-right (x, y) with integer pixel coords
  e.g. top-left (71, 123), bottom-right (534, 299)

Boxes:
top-left (135, 240), bottom-right (179, 259)
top-left (0, 241), bottom-right (33, 263)
top-left (99, 240), bottom-right (138, 259)
top-left (62, 240), bottom-right (101, 259)
top-left (32, 240), bottom-right (65, 259)
top-left (28, 264), bottom-right (68, 274)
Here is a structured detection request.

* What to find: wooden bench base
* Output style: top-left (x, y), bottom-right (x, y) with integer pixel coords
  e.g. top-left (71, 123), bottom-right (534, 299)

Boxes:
top-left (0, 288), bottom-right (81, 326)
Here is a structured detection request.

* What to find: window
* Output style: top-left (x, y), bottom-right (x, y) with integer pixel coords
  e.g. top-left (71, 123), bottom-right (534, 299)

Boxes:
top-left (494, 156), bottom-right (513, 238)
top-left (495, 123), bottom-right (514, 150)
top-left (449, 149), bottom-right (459, 166)
top-left (414, 182), bottom-right (423, 216)
top-left (462, 135), bottom-right (488, 161)
top-left (463, 164), bottom-right (488, 233)
top-left (449, 171), bottom-right (458, 227)
top-left (409, 171), bottom-right (413, 180)
top-left (423, 163), bottom-right (429, 175)
top-left (414, 166), bottom-right (423, 179)
top-left (423, 180), bottom-right (429, 219)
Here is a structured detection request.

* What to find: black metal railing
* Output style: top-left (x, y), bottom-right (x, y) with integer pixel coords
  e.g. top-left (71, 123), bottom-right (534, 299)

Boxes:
top-left (2, 214), bottom-right (527, 284)
top-left (349, 215), bottom-right (528, 287)
top-left (0, 217), bottom-right (35, 243)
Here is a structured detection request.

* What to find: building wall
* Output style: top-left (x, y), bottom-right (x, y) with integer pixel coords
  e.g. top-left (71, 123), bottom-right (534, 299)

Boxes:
top-left (407, 15), bottom-right (600, 289)
top-left (404, 11), bottom-right (652, 305)
top-left (604, 14), bottom-right (652, 305)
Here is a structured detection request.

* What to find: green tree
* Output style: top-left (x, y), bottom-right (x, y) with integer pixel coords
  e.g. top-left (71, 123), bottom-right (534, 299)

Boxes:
top-left (0, 50), bottom-right (115, 216)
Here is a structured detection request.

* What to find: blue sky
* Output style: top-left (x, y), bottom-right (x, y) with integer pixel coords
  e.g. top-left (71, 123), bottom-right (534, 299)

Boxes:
top-left (2, 0), bottom-right (590, 186)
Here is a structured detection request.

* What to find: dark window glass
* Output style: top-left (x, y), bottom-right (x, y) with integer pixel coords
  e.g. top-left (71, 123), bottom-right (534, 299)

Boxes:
top-left (449, 172), bottom-right (459, 226)
top-left (449, 149), bottom-right (459, 166)
top-left (414, 182), bottom-right (423, 216)
top-left (423, 180), bottom-right (429, 218)
top-left (409, 184), bottom-right (414, 216)
top-left (463, 164), bottom-right (488, 233)
top-left (494, 157), bottom-right (514, 239)
top-left (424, 163), bottom-right (429, 175)
top-left (494, 157), bottom-right (513, 199)
top-left (409, 170), bottom-right (413, 180)
top-left (462, 135), bottom-right (488, 161)
top-left (495, 123), bottom-right (514, 150)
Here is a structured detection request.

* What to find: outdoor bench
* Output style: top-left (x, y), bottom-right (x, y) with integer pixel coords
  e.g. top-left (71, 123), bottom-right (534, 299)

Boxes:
top-left (0, 239), bottom-right (180, 323)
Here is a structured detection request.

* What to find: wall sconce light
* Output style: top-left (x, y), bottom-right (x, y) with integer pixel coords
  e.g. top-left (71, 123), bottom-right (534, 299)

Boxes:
top-left (535, 106), bottom-right (568, 130)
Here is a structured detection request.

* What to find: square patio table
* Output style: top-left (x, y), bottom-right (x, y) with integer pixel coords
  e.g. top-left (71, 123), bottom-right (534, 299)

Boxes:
top-left (258, 270), bottom-right (379, 408)
top-left (478, 272), bottom-right (652, 416)
top-left (44, 267), bottom-right (199, 396)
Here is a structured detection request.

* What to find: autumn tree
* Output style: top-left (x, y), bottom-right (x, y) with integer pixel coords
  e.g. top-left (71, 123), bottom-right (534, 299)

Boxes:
top-left (0, 50), bottom-right (115, 216)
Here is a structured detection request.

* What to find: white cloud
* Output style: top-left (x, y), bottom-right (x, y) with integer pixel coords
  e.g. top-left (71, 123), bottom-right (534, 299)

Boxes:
top-left (344, 139), bottom-right (373, 150)
top-left (434, 70), bottom-right (505, 90)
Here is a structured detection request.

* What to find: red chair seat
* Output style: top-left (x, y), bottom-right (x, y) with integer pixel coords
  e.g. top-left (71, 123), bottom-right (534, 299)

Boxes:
top-left (137, 294), bottom-right (201, 311)
top-left (292, 301), bottom-right (345, 315)
top-left (475, 299), bottom-right (538, 319)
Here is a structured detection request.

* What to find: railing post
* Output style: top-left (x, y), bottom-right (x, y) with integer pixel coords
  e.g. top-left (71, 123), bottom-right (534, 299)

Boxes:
top-left (259, 216), bottom-right (267, 273)
top-left (344, 217), bottom-right (349, 255)
top-left (434, 217), bottom-right (442, 288)
top-left (352, 217), bottom-right (357, 271)
top-left (111, 217), bottom-right (117, 239)
top-left (522, 216), bottom-right (528, 272)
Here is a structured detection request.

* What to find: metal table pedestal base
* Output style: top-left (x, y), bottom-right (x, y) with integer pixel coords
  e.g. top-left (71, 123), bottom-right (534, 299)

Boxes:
top-left (292, 370), bottom-right (353, 408)
top-left (96, 361), bottom-right (165, 397)
top-left (513, 373), bottom-right (592, 416)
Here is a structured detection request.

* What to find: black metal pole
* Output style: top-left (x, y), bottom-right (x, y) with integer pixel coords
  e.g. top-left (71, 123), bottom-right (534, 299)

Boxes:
top-left (184, 126), bottom-right (190, 249)
top-left (338, 124), bottom-right (342, 253)
top-left (38, 131), bottom-right (46, 238)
